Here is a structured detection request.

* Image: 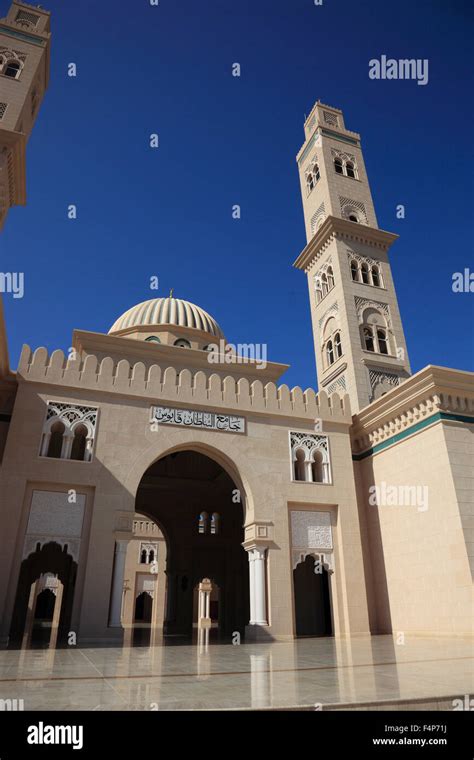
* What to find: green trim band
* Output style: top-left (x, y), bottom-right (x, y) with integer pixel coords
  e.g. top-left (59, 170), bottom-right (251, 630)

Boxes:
top-left (352, 411), bottom-right (474, 461)
top-left (0, 26), bottom-right (45, 46)
top-left (320, 128), bottom-right (359, 146)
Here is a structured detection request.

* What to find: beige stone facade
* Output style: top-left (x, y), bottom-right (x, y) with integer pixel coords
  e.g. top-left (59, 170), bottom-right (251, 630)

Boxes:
top-left (0, 5), bottom-right (471, 649)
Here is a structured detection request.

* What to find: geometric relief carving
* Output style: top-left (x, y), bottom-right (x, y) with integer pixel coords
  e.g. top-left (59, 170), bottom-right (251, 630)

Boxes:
top-left (26, 490), bottom-right (85, 538)
top-left (369, 369), bottom-right (400, 389)
top-left (318, 301), bottom-right (339, 328)
top-left (290, 510), bottom-right (334, 572)
top-left (355, 296), bottom-right (391, 327)
top-left (23, 490), bottom-right (86, 562)
top-left (45, 401), bottom-right (98, 431)
top-left (291, 510), bottom-right (332, 550)
top-left (326, 375), bottom-right (346, 395)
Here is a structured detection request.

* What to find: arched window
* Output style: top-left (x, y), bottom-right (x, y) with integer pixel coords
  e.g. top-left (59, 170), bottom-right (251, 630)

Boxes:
top-left (149, 549), bottom-right (155, 563)
top-left (377, 328), bottom-right (389, 355)
top-left (334, 158), bottom-right (343, 175)
top-left (350, 260), bottom-right (359, 281)
top-left (348, 213), bottom-right (359, 223)
top-left (70, 424), bottom-right (87, 461)
top-left (47, 421), bottom-right (65, 458)
top-left (371, 266), bottom-right (381, 287)
top-left (315, 278), bottom-right (322, 304)
top-left (361, 262), bottom-right (370, 284)
top-left (313, 163), bottom-right (320, 182)
top-left (210, 513), bottom-right (220, 535)
top-left (321, 273), bottom-right (329, 296)
top-left (334, 331), bottom-right (342, 358)
top-left (327, 266), bottom-right (335, 289)
top-left (4, 60), bottom-right (21, 79)
top-left (294, 449), bottom-right (306, 481)
top-left (363, 327), bottom-right (375, 352)
top-left (311, 450), bottom-right (324, 483)
top-left (198, 512), bottom-right (208, 534)
top-left (346, 161), bottom-right (356, 179)
top-left (140, 548), bottom-right (147, 564)
top-left (306, 172), bottom-right (314, 193)
top-left (174, 338), bottom-right (191, 348)
top-left (326, 339), bottom-right (334, 366)
top-left (145, 336), bottom-right (161, 343)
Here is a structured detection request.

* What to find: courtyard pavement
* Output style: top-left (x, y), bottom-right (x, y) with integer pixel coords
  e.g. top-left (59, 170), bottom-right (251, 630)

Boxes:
top-left (0, 635), bottom-right (472, 711)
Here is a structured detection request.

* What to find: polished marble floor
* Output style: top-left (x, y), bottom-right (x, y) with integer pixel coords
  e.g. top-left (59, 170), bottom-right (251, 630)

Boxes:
top-left (0, 635), bottom-right (472, 711)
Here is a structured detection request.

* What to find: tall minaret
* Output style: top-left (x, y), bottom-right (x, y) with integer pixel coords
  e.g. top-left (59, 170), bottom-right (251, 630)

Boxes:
top-left (0, 1), bottom-right (51, 229)
top-left (294, 101), bottom-right (411, 414)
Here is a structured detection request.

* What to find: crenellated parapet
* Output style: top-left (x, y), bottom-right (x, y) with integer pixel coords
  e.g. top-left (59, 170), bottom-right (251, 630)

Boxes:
top-left (17, 345), bottom-right (352, 423)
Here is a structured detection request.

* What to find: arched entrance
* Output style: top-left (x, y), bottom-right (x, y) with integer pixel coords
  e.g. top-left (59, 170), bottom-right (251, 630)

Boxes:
top-left (9, 542), bottom-right (77, 648)
top-left (293, 555), bottom-right (333, 637)
top-left (135, 449), bottom-right (249, 640)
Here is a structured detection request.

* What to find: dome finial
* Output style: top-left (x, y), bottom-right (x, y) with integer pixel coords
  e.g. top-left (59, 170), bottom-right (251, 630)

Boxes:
top-left (169, 288), bottom-right (174, 298)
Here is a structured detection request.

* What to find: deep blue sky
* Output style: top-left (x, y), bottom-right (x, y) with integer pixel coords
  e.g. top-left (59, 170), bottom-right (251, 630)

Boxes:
top-left (2, 0), bottom-right (473, 390)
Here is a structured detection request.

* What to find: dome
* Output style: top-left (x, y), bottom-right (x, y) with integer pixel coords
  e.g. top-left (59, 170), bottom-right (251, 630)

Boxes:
top-left (108, 297), bottom-right (224, 339)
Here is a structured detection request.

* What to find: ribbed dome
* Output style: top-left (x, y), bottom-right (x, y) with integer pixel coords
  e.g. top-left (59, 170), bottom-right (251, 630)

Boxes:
top-left (108, 297), bottom-right (224, 338)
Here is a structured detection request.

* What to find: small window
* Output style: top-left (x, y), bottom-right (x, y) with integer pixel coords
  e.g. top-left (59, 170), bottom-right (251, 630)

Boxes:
top-left (350, 260), bottom-right (359, 281)
top-left (198, 512), bottom-right (208, 534)
top-left (321, 273), bottom-right (329, 296)
top-left (361, 263), bottom-right (370, 284)
top-left (348, 213), bottom-right (359, 223)
top-left (307, 172), bottom-right (314, 193)
top-left (315, 279), bottom-right (323, 304)
top-left (371, 266), bottom-right (381, 287)
top-left (294, 449), bottom-right (306, 481)
top-left (327, 266), bottom-right (335, 289)
top-left (334, 158), bottom-right (343, 175)
top-left (4, 60), bottom-right (21, 79)
top-left (311, 450), bottom-right (324, 483)
top-left (346, 161), bottom-right (356, 179)
top-left (140, 548), bottom-right (147, 564)
top-left (210, 513), bottom-right (220, 535)
top-left (334, 332), bottom-right (342, 358)
top-left (174, 338), bottom-right (191, 348)
top-left (47, 421), bottom-right (65, 459)
top-left (70, 424), bottom-right (87, 461)
top-left (145, 336), bottom-right (161, 343)
top-left (377, 329), bottom-right (389, 355)
top-left (313, 163), bottom-right (320, 182)
top-left (364, 327), bottom-right (375, 352)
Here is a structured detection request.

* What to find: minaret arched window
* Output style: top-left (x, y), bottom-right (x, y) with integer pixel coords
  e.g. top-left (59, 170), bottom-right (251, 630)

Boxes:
top-left (315, 278), bottom-right (323, 304)
top-left (326, 340), bottom-right (334, 366)
top-left (321, 273), bottom-right (329, 296)
top-left (4, 60), bottom-right (21, 79)
top-left (361, 262), bottom-right (370, 284)
top-left (350, 260), bottom-right (359, 281)
top-left (363, 327), bottom-right (375, 352)
top-left (327, 266), bottom-right (335, 289)
top-left (140, 548), bottom-right (147, 564)
top-left (334, 332), bottom-right (342, 359)
top-left (371, 266), bottom-right (381, 287)
top-left (306, 172), bottom-right (314, 194)
top-left (334, 157), bottom-right (344, 175)
top-left (313, 163), bottom-right (320, 182)
top-left (346, 161), bottom-right (356, 179)
top-left (47, 421), bottom-right (65, 459)
top-left (377, 329), bottom-right (389, 355)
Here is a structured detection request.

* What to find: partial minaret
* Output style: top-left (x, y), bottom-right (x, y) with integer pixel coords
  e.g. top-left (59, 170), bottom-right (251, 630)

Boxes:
top-left (294, 101), bottom-right (411, 414)
top-left (0, 1), bottom-right (51, 229)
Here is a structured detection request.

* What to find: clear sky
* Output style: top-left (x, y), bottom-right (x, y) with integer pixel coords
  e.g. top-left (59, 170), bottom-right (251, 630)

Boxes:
top-left (2, 0), bottom-right (473, 391)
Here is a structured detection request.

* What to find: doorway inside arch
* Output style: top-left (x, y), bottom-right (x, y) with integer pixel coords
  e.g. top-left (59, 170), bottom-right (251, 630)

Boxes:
top-left (9, 543), bottom-right (77, 648)
top-left (135, 449), bottom-right (249, 641)
top-left (293, 555), bottom-right (333, 637)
